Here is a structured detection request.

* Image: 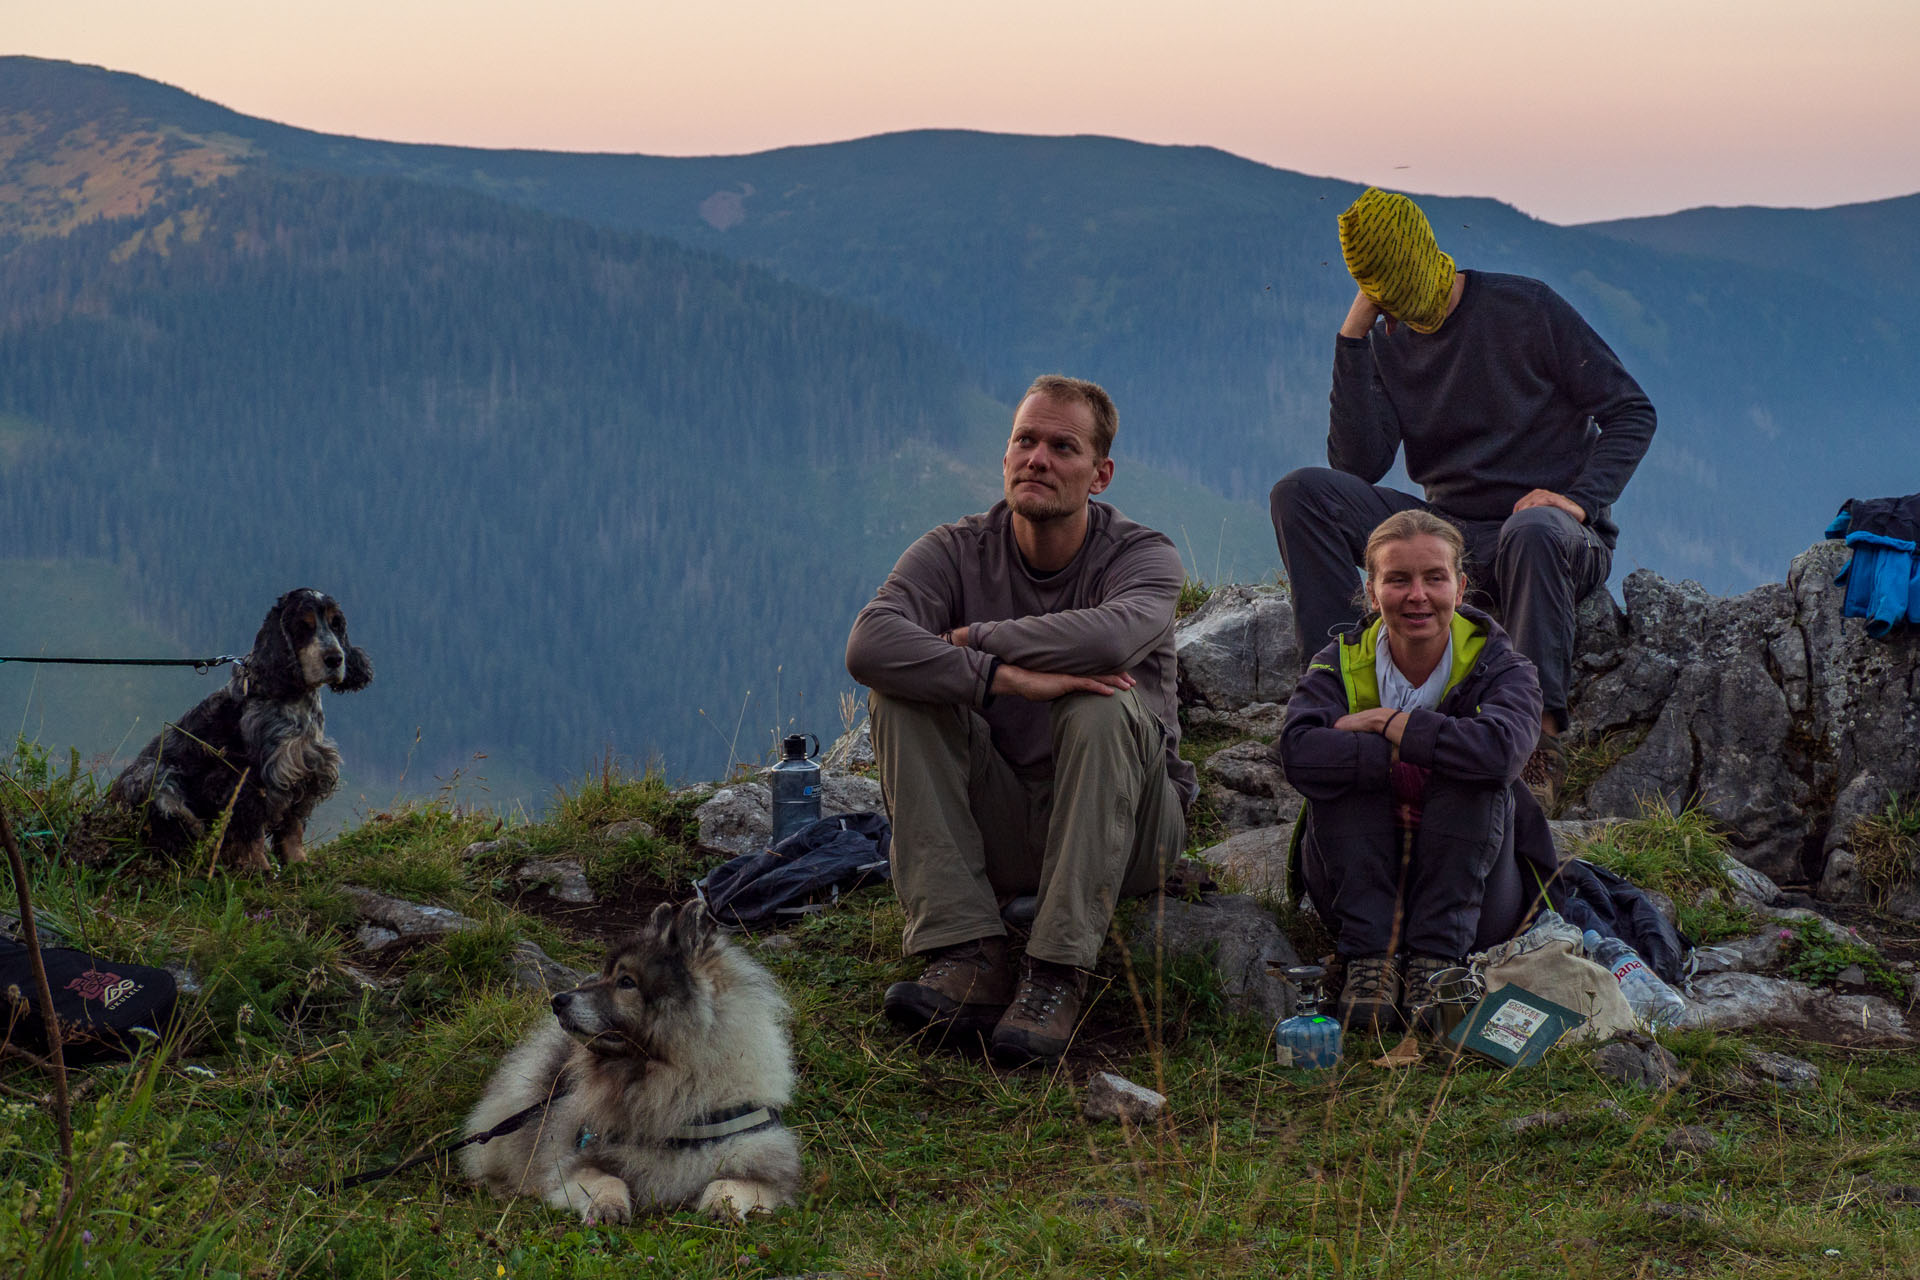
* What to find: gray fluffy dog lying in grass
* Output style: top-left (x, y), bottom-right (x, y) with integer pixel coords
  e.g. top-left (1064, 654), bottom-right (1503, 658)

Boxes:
top-left (461, 901), bottom-right (801, 1222)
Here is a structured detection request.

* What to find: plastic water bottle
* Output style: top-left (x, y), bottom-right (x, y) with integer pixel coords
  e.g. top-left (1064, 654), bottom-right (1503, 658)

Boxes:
top-left (1583, 930), bottom-right (1689, 1029)
top-left (1274, 965), bottom-right (1343, 1069)
top-left (769, 733), bottom-right (822, 847)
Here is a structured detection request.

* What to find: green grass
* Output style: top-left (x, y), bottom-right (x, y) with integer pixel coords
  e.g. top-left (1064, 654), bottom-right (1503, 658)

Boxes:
top-left (5, 755), bottom-right (1920, 1278)
top-left (1576, 805), bottom-right (1758, 943)
top-left (1852, 792), bottom-right (1920, 906)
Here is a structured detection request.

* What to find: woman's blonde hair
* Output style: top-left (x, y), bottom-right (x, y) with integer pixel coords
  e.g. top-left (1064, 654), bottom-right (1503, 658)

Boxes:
top-left (1363, 509), bottom-right (1468, 596)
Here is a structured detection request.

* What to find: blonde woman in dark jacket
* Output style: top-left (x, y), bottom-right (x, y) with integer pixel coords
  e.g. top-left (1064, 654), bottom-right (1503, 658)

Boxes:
top-left (1278, 509), bottom-right (1555, 1032)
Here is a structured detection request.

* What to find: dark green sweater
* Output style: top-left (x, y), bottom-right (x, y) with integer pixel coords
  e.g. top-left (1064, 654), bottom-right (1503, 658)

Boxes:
top-left (1329, 271), bottom-right (1656, 547)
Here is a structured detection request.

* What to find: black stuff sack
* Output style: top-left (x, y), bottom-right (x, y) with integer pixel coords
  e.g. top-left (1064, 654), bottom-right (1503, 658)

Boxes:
top-left (1, 939), bottom-right (179, 1064)
top-left (696, 811), bottom-right (892, 927)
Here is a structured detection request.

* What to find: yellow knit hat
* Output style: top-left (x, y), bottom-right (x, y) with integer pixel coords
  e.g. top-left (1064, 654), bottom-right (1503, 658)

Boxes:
top-left (1338, 188), bottom-right (1456, 334)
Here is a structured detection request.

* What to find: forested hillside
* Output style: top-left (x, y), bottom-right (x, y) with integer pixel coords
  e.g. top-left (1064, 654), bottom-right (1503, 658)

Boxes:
top-left (8, 56), bottom-right (1912, 591)
top-left (0, 168), bottom-right (989, 784)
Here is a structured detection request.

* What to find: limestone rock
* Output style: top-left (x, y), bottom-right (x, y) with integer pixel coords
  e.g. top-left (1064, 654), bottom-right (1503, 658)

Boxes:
top-left (598, 819), bottom-right (655, 843)
top-left (1721, 855), bottom-right (1783, 906)
top-left (1664, 1125), bottom-right (1717, 1155)
top-left (1193, 827), bottom-right (1291, 901)
top-left (1688, 929), bottom-right (1794, 976)
top-left (355, 924), bottom-right (400, 952)
top-left (1678, 971), bottom-right (1914, 1046)
top-left (1590, 1036), bottom-right (1687, 1091)
top-left (1130, 893), bottom-right (1300, 1019)
top-left (1082, 1072), bottom-right (1167, 1125)
top-left (1739, 1048), bottom-right (1820, 1091)
top-left (509, 941), bottom-right (587, 995)
top-left (340, 885), bottom-right (479, 945)
top-left (1818, 771), bottom-right (1887, 901)
top-left (1563, 543), bottom-right (1920, 886)
top-left (694, 784), bottom-right (772, 858)
top-left (1185, 702), bottom-right (1286, 739)
top-left (1203, 785), bottom-right (1286, 836)
top-left (462, 839), bottom-right (523, 859)
top-left (821, 773), bottom-right (885, 816)
top-left (515, 858), bottom-right (595, 904)
top-left (1174, 584), bottom-right (1300, 711)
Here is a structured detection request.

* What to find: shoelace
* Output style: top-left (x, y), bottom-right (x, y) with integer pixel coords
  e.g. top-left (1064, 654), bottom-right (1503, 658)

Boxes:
top-left (1014, 969), bottom-right (1073, 1018)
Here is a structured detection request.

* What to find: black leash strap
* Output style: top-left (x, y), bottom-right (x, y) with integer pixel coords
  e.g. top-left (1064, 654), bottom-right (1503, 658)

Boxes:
top-left (324, 1096), bottom-right (556, 1193)
top-left (0, 654), bottom-right (245, 675)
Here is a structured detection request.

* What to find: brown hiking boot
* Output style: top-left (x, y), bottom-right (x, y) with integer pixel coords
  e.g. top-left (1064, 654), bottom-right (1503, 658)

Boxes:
top-left (988, 957), bottom-right (1090, 1066)
top-left (1400, 953), bottom-right (1464, 1037)
top-left (1521, 735), bottom-right (1569, 813)
top-left (1335, 954), bottom-right (1403, 1033)
top-left (883, 936), bottom-right (1015, 1036)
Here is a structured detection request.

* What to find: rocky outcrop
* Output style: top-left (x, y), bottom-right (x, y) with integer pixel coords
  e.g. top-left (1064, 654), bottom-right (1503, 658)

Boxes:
top-left (1172, 543), bottom-right (1919, 892)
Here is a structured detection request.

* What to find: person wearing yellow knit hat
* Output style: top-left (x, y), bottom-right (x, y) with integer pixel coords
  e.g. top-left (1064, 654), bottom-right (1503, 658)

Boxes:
top-left (1269, 186), bottom-right (1657, 813)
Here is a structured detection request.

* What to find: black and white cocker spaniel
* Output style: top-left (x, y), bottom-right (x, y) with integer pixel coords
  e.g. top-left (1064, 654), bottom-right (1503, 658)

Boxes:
top-left (105, 589), bottom-right (373, 870)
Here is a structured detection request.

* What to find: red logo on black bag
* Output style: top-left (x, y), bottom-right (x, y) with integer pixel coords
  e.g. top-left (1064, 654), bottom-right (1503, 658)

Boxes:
top-left (67, 970), bottom-right (140, 1010)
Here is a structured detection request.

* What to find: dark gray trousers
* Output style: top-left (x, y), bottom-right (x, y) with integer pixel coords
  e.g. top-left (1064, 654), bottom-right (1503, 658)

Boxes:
top-left (1269, 466), bottom-right (1610, 728)
top-left (1297, 780), bottom-right (1525, 960)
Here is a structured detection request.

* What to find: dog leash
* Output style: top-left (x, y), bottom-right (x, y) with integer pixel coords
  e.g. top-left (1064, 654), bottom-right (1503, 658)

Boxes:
top-left (321, 1094), bottom-right (562, 1193)
top-left (321, 1097), bottom-right (784, 1193)
top-left (0, 654), bottom-right (247, 676)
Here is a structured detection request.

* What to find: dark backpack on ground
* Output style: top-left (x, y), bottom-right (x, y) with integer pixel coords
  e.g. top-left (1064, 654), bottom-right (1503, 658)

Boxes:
top-left (0, 939), bottom-right (180, 1064)
top-left (1549, 859), bottom-right (1692, 985)
top-left (697, 811), bottom-right (892, 927)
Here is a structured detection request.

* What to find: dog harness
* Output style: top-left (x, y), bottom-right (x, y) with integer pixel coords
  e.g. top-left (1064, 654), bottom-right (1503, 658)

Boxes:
top-left (575, 1102), bottom-right (785, 1152)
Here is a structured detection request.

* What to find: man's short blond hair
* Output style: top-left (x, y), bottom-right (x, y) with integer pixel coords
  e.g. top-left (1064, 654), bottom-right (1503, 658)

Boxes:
top-left (1022, 375), bottom-right (1117, 459)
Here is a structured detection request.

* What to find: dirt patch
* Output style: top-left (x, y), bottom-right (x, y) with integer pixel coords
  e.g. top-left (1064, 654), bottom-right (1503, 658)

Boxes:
top-left (510, 876), bottom-right (682, 947)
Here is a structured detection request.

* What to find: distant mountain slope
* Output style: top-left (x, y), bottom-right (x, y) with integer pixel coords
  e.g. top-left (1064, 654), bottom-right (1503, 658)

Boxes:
top-left (7, 57), bottom-right (1910, 592)
top-left (1581, 194), bottom-right (1920, 310)
top-left (9, 55), bottom-right (1920, 593)
top-left (0, 166), bottom-right (989, 782)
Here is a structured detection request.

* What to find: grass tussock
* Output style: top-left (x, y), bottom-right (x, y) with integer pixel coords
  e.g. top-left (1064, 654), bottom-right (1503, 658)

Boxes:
top-left (6, 745), bottom-right (1920, 1278)
top-left (1852, 792), bottom-right (1920, 907)
top-left (1577, 803), bottom-right (1757, 942)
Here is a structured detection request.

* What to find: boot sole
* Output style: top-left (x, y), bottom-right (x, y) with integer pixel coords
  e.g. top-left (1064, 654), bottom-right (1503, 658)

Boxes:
top-left (987, 1028), bottom-right (1068, 1067)
top-left (883, 981), bottom-right (1006, 1036)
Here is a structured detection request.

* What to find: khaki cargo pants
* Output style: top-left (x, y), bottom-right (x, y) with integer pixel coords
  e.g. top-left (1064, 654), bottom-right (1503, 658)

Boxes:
top-left (870, 687), bottom-right (1186, 968)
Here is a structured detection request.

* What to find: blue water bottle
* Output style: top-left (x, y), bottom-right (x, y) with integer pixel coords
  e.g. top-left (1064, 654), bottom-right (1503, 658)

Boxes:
top-left (1275, 965), bottom-right (1342, 1070)
top-left (769, 733), bottom-right (822, 847)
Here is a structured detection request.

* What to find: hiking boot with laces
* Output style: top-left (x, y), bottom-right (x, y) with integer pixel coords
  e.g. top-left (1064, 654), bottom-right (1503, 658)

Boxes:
top-left (883, 936), bottom-right (1015, 1036)
top-left (1335, 953), bottom-right (1403, 1033)
top-left (988, 957), bottom-right (1089, 1066)
top-left (1521, 735), bottom-right (1569, 813)
top-left (1400, 952), bottom-right (1462, 1036)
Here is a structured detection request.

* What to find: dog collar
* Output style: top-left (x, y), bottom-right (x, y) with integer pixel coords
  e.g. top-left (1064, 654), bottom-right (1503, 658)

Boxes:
top-left (575, 1103), bottom-right (783, 1152)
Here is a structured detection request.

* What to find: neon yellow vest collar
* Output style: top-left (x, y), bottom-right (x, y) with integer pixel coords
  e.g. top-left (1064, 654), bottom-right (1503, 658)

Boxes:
top-left (1336, 612), bottom-right (1485, 713)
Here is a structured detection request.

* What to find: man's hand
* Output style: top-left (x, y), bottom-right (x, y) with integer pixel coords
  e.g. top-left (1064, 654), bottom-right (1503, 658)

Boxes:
top-left (944, 625), bottom-right (970, 648)
top-left (1339, 288), bottom-right (1387, 339)
top-left (993, 663), bottom-right (1135, 702)
top-left (1512, 489), bottom-right (1586, 523)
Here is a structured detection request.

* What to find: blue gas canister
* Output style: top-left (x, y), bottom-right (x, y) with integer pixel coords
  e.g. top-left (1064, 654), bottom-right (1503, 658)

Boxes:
top-left (769, 733), bottom-right (823, 847)
top-left (1274, 964), bottom-right (1342, 1070)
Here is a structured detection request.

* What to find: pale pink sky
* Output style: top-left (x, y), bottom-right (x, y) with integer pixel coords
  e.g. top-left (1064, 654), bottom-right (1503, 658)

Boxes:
top-left (15, 0), bottom-right (1920, 223)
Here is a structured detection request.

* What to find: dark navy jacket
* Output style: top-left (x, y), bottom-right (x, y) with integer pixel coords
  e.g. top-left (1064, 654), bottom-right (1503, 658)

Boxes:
top-left (1274, 605), bottom-right (1559, 912)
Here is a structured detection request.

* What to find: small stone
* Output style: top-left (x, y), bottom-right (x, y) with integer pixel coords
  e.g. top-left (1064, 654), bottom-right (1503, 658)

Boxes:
top-left (755, 934), bottom-right (798, 952)
top-left (1664, 1125), bottom-right (1717, 1155)
top-left (1506, 1110), bottom-right (1574, 1134)
top-left (355, 924), bottom-right (400, 951)
top-left (1082, 1072), bottom-right (1167, 1125)
top-left (1193, 827), bottom-right (1290, 901)
top-left (508, 941), bottom-right (587, 995)
top-left (340, 885), bottom-right (479, 943)
top-left (1741, 1048), bottom-right (1820, 1091)
top-left (1833, 964), bottom-right (1868, 987)
top-left (598, 819), bottom-right (655, 842)
top-left (462, 839), bottom-right (515, 858)
top-left (515, 858), bottom-right (595, 905)
top-left (1590, 1037), bottom-right (1688, 1091)
top-left (1596, 1100), bottom-right (1633, 1121)
top-left (1880, 1185), bottom-right (1920, 1205)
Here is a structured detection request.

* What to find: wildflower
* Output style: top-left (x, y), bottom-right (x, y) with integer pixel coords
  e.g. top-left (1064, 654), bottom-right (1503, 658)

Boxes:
top-left (82, 1230), bottom-right (94, 1245)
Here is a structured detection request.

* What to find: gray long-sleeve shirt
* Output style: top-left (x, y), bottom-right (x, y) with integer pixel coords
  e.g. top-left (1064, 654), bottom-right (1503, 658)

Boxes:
top-left (1329, 271), bottom-right (1657, 547)
top-left (846, 500), bottom-right (1196, 806)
